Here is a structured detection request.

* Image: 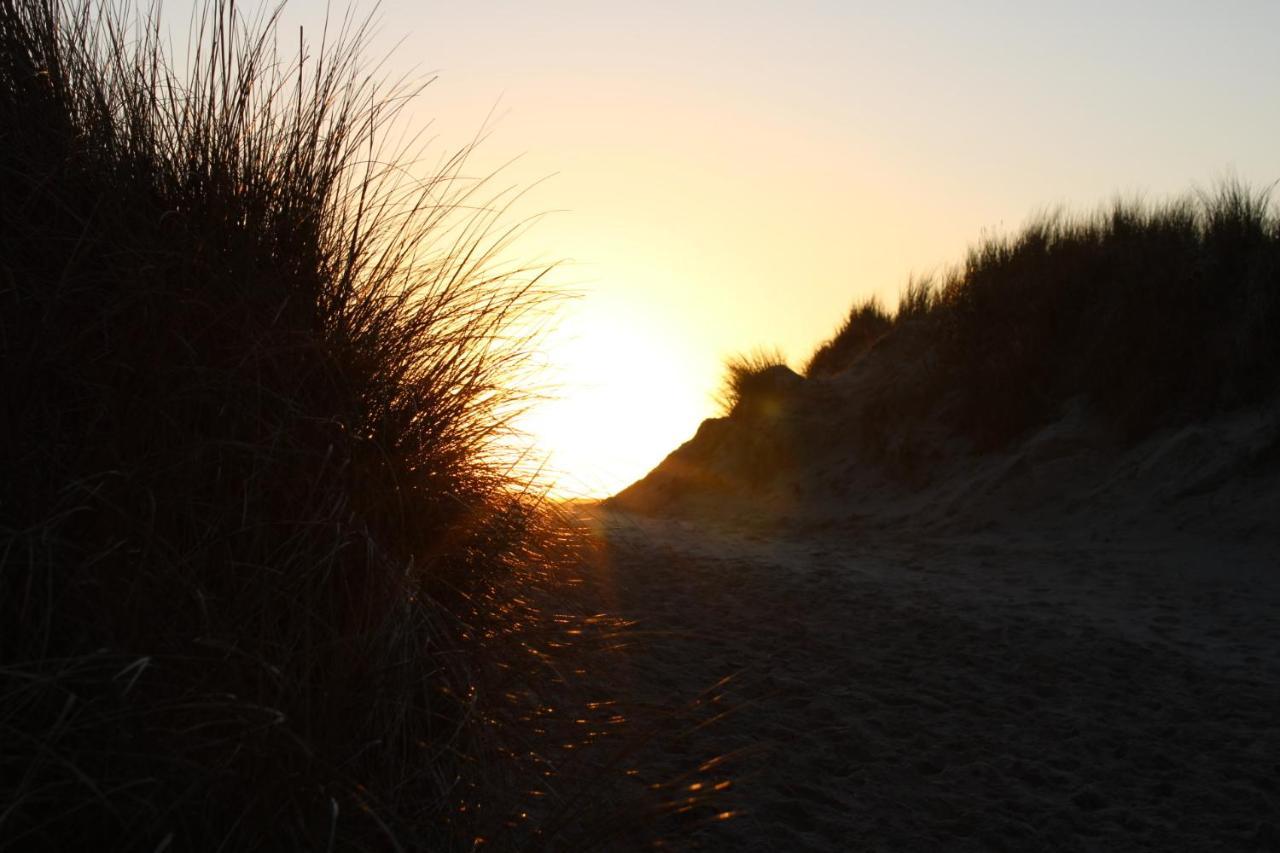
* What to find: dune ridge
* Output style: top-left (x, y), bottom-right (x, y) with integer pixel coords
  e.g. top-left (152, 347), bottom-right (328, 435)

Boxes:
top-left (615, 186), bottom-right (1280, 540)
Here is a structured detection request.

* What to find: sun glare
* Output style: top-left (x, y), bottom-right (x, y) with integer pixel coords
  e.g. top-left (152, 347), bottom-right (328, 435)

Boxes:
top-left (518, 295), bottom-right (712, 499)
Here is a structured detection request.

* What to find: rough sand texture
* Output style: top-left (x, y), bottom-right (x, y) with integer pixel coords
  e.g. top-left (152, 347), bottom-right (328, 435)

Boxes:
top-left (589, 510), bottom-right (1280, 851)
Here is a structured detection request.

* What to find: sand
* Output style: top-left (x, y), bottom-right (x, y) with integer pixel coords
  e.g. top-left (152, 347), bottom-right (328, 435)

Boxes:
top-left (583, 509), bottom-right (1280, 851)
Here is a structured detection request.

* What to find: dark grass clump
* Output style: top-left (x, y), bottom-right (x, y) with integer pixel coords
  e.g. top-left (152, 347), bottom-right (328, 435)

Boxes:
top-left (804, 296), bottom-right (892, 377)
top-left (714, 347), bottom-right (793, 416)
top-left (0, 1), bottom-right (620, 849)
top-left (806, 184), bottom-right (1280, 448)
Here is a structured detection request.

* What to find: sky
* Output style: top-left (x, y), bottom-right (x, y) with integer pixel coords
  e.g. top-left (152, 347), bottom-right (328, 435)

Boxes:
top-left (183, 1), bottom-right (1280, 496)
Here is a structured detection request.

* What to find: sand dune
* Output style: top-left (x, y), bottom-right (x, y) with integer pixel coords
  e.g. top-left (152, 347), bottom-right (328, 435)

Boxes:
top-left (613, 363), bottom-right (1280, 543)
top-left (597, 353), bottom-right (1280, 849)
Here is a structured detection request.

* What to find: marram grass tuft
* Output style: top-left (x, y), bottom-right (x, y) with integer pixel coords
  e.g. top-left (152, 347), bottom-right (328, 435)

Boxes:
top-left (806, 184), bottom-right (1280, 447)
top-left (0, 1), bottom-right (627, 848)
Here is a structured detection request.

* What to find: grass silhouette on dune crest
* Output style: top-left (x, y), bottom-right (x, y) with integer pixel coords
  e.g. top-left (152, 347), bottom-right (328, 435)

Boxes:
top-left (715, 347), bottom-right (792, 416)
top-left (803, 185), bottom-right (1280, 447)
top-left (625, 184), bottom-right (1280, 517)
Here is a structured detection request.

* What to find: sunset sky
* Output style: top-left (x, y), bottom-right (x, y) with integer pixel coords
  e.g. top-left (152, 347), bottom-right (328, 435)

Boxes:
top-left (194, 1), bottom-right (1280, 496)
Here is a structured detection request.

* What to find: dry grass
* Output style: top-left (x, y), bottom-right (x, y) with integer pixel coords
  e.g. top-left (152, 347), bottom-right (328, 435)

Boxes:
top-left (714, 348), bottom-right (791, 416)
top-left (805, 296), bottom-right (892, 377)
top-left (806, 183), bottom-right (1280, 448)
top-left (0, 1), bottom-right (639, 849)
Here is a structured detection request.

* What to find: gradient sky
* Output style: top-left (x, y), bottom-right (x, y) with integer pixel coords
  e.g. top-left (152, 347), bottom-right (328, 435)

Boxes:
top-left (190, 1), bottom-right (1280, 496)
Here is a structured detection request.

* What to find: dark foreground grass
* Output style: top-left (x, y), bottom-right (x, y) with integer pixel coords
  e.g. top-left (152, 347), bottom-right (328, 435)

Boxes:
top-left (804, 184), bottom-right (1280, 448)
top-left (0, 1), bottom-right (640, 849)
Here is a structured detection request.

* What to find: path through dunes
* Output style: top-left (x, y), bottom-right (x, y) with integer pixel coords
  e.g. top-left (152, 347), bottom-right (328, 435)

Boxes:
top-left (586, 510), bottom-right (1280, 851)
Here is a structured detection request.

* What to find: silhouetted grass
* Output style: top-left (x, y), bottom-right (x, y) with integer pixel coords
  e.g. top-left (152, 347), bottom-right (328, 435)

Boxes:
top-left (807, 183), bottom-right (1280, 448)
top-left (0, 1), bottom-right (627, 849)
top-left (714, 347), bottom-right (791, 416)
top-left (804, 296), bottom-right (892, 377)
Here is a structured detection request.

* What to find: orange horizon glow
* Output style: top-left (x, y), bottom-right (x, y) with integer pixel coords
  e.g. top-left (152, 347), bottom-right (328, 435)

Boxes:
top-left (199, 2), bottom-right (1280, 497)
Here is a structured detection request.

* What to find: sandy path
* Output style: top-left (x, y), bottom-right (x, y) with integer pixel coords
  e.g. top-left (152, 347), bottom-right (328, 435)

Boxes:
top-left (585, 510), bottom-right (1280, 851)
